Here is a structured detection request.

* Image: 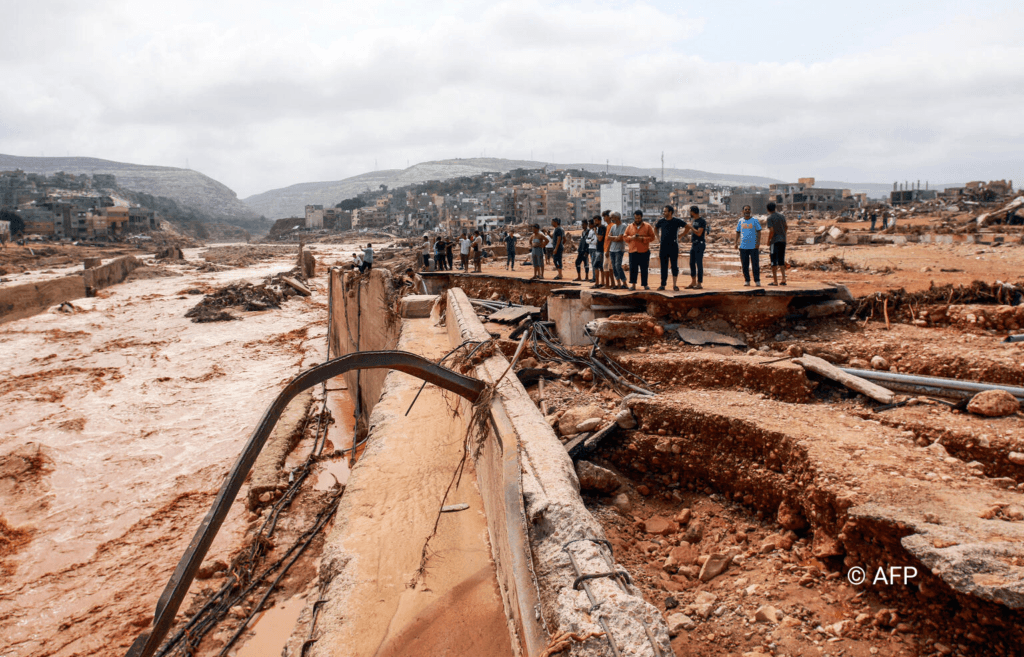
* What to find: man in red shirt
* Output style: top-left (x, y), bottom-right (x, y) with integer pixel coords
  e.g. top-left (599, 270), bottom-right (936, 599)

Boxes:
top-left (623, 210), bottom-right (655, 290)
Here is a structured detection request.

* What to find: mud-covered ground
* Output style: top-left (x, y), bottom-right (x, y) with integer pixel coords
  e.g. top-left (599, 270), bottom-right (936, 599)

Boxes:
top-left (0, 243), bottom-right (363, 657)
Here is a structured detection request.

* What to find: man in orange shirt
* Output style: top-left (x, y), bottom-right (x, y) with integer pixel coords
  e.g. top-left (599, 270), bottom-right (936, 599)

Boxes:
top-left (624, 210), bottom-right (655, 290)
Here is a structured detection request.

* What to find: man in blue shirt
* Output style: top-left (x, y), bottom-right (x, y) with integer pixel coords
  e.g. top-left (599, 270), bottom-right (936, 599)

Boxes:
top-left (733, 206), bottom-right (761, 287)
top-left (504, 231), bottom-right (517, 270)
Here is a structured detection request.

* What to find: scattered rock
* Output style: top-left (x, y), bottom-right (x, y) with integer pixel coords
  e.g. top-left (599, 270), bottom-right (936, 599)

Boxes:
top-left (196, 559), bottom-right (228, 579)
top-left (575, 461), bottom-right (621, 494)
top-left (967, 390), bottom-right (1020, 417)
top-left (698, 553), bottom-right (730, 582)
top-left (575, 417), bottom-right (602, 433)
top-left (848, 357), bottom-right (870, 369)
top-left (786, 344), bottom-right (803, 357)
top-left (870, 355), bottom-right (889, 370)
top-left (1009, 452), bottom-right (1024, 466)
top-left (683, 520), bottom-right (704, 544)
top-left (674, 508), bottom-right (692, 525)
top-left (557, 404), bottom-right (604, 435)
top-left (643, 516), bottom-right (678, 536)
top-left (611, 493), bottom-right (632, 514)
top-left (666, 613), bottom-right (697, 635)
top-left (614, 408), bottom-right (637, 429)
top-left (754, 605), bottom-right (779, 623)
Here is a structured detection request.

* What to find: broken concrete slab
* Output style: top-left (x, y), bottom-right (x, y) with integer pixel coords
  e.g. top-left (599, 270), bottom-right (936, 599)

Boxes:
top-left (677, 328), bottom-right (747, 348)
top-left (280, 276), bottom-right (311, 297)
top-left (487, 304), bottom-right (540, 324)
top-left (794, 354), bottom-right (895, 404)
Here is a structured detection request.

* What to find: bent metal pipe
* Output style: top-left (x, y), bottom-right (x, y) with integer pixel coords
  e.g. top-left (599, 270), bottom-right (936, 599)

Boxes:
top-left (126, 350), bottom-right (486, 657)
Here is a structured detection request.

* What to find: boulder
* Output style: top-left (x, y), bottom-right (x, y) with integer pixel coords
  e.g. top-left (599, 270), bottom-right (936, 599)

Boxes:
top-left (557, 404), bottom-right (605, 435)
top-left (967, 390), bottom-right (1020, 418)
top-left (805, 300), bottom-right (847, 318)
top-left (870, 356), bottom-right (889, 370)
top-left (575, 461), bottom-right (620, 494)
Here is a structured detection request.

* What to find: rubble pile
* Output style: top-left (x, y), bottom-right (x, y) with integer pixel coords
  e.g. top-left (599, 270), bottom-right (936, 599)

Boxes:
top-left (853, 280), bottom-right (1024, 326)
top-left (184, 281), bottom-right (286, 322)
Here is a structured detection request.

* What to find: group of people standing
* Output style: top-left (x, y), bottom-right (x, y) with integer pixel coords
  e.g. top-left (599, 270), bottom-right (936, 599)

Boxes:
top-left (423, 231), bottom-right (486, 272)
top-left (570, 206), bottom-right (708, 291)
top-left (418, 202), bottom-right (790, 290)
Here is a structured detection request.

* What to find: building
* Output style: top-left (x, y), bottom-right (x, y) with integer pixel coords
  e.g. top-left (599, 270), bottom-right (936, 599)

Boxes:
top-left (723, 193), bottom-right (770, 214)
top-left (600, 182), bottom-right (642, 218)
top-left (352, 207), bottom-right (387, 229)
top-left (323, 208), bottom-right (352, 231)
top-left (768, 178), bottom-right (856, 212)
top-left (305, 205), bottom-right (325, 229)
top-left (562, 176), bottom-right (586, 198)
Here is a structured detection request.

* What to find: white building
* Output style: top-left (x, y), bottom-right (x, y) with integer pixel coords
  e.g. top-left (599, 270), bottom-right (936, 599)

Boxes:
top-left (599, 182), bottom-right (642, 217)
top-left (305, 204), bottom-right (324, 229)
top-left (562, 176), bottom-right (585, 198)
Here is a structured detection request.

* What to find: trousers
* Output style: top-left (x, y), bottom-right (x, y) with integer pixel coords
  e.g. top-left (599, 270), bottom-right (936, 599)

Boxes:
top-left (575, 250), bottom-right (590, 275)
top-left (628, 251), bottom-right (650, 286)
top-left (610, 251), bottom-right (625, 281)
top-left (659, 243), bottom-right (678, 286)
top-left (689, 241), bottom-right (705, 283)
top-left (740, 248), bottom-right (760, 283)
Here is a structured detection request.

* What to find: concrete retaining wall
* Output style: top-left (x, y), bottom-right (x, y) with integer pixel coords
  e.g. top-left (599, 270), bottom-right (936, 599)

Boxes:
top-left (446, 287), bottom-right (672, 657)
top-left (328, 267), bottom-right (402, 417)
top-left (0, 255), bottom-right (140, 324)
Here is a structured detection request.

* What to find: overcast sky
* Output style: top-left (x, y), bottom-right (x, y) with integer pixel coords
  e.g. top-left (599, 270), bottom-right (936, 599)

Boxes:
top-left (1, 0), bottom-right (1022, 197)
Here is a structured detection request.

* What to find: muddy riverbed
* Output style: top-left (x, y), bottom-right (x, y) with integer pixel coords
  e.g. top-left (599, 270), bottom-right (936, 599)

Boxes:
top-left (0, 243), bottom-right (363, 657)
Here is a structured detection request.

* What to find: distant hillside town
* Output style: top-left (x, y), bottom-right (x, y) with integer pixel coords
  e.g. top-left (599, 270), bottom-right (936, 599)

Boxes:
top-left (278, 166), bottom-right (1009, 237)
top-left (0, 169), bottom-right (161, 240)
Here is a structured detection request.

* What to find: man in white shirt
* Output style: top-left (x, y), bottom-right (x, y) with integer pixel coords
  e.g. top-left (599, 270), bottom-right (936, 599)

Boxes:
top-left (360, 243), bottom-right (374, 273)
top-left (459, 232), bottom-right (472, 271)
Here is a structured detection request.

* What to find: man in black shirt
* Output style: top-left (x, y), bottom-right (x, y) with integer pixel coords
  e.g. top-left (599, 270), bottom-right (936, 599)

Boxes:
top-left (504, 231), bottom-right (517, 270)
top-left (765, 201), bottom-right (788, 286)
top-left (654, 205), bottom-right (686, 291)
top-left (573, 221), bottom-right (591, 281)
top-left (680, 206), bottom-right (706, 289)
top-left (550, 218), bottom-right (565, 280)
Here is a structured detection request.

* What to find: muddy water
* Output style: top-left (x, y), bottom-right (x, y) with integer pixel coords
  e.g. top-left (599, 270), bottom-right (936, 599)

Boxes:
top-left (0, 243), bottom-right (365, 657)
top-left (236, 592), bottom-right (309, 657)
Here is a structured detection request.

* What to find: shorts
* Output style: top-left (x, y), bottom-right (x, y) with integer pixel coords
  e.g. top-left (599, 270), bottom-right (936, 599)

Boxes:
top-left (770, 242), bottom-right (787, 267)
top-left (531, 248), bottom-right (544, 268)
top-left (591, 251), bottom-right (604, 270)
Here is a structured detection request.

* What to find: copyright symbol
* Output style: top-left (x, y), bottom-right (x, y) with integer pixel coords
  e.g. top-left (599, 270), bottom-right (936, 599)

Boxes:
top-left (847, 566), bottom-right (866, 585)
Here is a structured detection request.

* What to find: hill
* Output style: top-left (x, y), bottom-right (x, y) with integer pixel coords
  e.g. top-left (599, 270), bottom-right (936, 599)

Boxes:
top-left (0, 153), bottom-right (261, 223)
top-left (242, 158), bottom-right (786, 219)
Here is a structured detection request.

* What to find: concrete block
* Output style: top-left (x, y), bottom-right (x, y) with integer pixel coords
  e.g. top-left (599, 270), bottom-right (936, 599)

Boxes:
top-left (398, 294), bottom-right (438, 318)
top-left (549, 295), bottom-right (596, 346)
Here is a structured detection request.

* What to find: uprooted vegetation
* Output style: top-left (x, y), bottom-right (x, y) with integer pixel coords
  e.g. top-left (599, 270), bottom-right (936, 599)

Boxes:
top-left (853, 280), bottom-right (1024, 330)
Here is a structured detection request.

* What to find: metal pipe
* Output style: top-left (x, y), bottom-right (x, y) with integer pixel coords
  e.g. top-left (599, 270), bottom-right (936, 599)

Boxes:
top-left (841, 368), bottom-right (1024, 401)
top-left (1005, 334), bottom-right (1024, 343)
top-left (126, 351), bottom-right (486, 657)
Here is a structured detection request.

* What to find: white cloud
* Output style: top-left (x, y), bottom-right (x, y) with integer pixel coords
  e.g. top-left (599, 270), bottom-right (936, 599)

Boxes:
top-left (0, 1), bottom-right (1021, 197)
